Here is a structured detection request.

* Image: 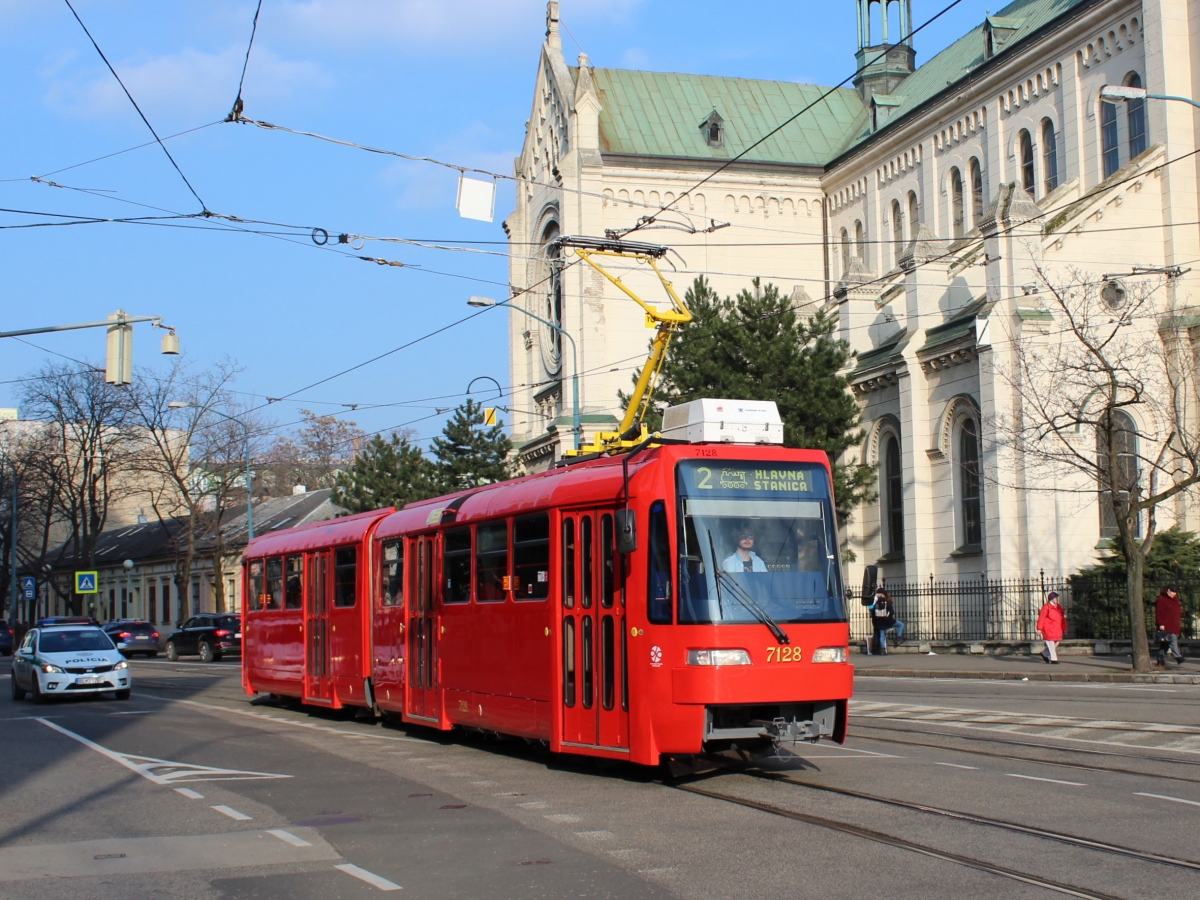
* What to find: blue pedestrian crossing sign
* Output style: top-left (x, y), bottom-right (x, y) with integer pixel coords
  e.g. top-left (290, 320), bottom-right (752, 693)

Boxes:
top-left (21, 576), bottom-right (36, 601)
top-left (75, 571), bottom-right (99, 594)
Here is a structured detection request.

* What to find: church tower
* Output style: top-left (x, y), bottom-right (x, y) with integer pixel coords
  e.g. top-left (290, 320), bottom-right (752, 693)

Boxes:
top-left (853, 0), bottom-right (916, 104)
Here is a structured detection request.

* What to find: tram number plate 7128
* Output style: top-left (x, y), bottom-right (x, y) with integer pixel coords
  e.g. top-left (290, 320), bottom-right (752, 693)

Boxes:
top-left (765, 646), bottom-right (802, 663)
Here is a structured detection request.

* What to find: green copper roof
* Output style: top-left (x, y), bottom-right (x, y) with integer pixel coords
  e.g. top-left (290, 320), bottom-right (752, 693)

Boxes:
top-left (587, 68), bottom-right (863, 167)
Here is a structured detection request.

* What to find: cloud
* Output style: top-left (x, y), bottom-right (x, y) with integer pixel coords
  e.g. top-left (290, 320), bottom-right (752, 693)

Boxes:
top-left (274, 0), bottom-right (646, 51)
top-left (45, 45), bottom-right (328, 125)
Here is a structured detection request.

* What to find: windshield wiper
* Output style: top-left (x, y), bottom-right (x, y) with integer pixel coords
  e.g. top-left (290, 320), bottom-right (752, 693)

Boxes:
top-left (707, 531), bottom-right (790, 645)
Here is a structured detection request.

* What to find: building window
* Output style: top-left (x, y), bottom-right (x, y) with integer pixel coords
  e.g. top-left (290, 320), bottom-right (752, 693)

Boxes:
top-left (884, 434), bottom-right (904, 555)
top-left (840, 227), bottom-right (850, 273)
top-left (1098, 409), bottom-right (1139, 539)
top-left (854, 220), bottom-right (865, 266)
top-left (1018, 129), bottom-right (1035, 194)
top-left (950, 167), bottom-right (964, 239)
top-left (700, 110), bottom-right (724, 148)
top-left (907, 190), bottom-right (919, 240)
top-left (1101, 98), bottom-right (1120, 178)
top-left (891, 199), bottom-right (904, 267)
top-left (959, 418), bottom-right (983, 548)
top-left (1041, 119), bottom-right (1059, 193)
top-left (969, 158), bottom-right (983, 227)
top-left (1126, 72), bottom-right (1147, 158)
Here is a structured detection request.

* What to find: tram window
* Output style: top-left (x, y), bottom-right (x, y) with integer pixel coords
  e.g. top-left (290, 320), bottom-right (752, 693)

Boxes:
top-left (563, 617), bottom-right (576, 707)
top-left (265, 557), bottom-right (283, 611)
top-left (476, 521), bottom-right (508, 603)
top-left (284, 556), bottom-right (303, 609)
top-left (601, 514), bottom-right (616, 609)
top-left (647, 501), bottom-right (672, 624)
top-left (248, 559), bottom-right (265, 611)
top-left (444, 527), bottom-right (472, 604)
top-left (601, 615), bottom-right (615, 710)
top-left (514, 513), bottom-right (550, 601)
top-left (334, 546), bottom-right (357, 608)
top-left (582, 615), bottom-right (594, 708)
top-left (562, 518), bottom-right (576, 609)
top-left (382, 541), bottom-right (403, 606)
top-left (581, 516), bottom-right (594, 609)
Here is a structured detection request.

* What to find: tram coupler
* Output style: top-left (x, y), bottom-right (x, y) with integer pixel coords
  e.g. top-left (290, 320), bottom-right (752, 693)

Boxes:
top-left (761, 716), bottom-right (829, 747)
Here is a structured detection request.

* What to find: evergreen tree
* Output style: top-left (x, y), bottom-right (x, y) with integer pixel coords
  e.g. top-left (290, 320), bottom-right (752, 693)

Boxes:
top-left (627, 275), bottom-right (874, 521)
top-left (1074, 526), bottom-right (1200, 584)
top-left (431, 399), bottom-right (513, 492)
top-left (332, 433), bottom-right (438, 513)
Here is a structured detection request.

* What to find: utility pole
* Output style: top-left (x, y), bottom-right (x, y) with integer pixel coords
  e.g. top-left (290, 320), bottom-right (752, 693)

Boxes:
top-left (8, 466), bottom-right (17, 627)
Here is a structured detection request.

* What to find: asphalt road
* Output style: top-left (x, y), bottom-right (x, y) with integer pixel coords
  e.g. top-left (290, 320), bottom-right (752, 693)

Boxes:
top-left (2, 657), bottom-right (1198, 899)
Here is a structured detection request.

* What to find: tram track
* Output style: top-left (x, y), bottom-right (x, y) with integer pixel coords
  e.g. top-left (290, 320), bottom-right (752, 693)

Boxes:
top-left (849, 721), bottom-right (1200, 784)
top-left (673, 781), bottom-right (1129, 900)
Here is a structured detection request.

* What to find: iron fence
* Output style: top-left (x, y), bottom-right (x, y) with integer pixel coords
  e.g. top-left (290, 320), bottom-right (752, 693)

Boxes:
top-left (847, 574), bottom-right (1200, 643)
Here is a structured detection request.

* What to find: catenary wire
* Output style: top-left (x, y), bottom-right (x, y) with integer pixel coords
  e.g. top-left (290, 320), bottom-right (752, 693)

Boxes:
top-left (228, 0), bottom-right (264, 122)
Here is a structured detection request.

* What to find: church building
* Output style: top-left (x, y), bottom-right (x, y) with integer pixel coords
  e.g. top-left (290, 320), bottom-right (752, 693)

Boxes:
top-left (506, 0), bottom-right (1200, 585)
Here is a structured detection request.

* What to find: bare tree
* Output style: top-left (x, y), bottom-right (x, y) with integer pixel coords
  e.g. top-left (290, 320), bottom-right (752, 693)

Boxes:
top-left (993, 262), bottom-right (1200, 671)
top-left (260, 409), bottom-right (364, 496)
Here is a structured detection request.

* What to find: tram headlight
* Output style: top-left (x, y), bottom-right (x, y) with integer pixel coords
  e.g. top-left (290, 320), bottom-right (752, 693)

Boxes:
top-left (811, 646), bottom-right (848, 663)
top-left (687, 649), bottom-right (752, 666)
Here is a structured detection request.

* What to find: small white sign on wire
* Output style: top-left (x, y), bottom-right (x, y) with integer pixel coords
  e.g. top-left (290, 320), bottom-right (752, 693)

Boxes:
top-left (457, 174), bottom-right (496, 222)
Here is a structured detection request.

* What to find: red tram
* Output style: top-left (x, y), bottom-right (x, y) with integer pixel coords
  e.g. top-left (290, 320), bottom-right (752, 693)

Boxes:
top-left (241, 413), bottom-right (853, 768)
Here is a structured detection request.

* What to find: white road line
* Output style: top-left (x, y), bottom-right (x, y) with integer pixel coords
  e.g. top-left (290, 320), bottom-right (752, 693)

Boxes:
top-left (335, 863), bottom-right (402, 891)
top-left (163, 696), bottom-right (429, 743)
top-left (934, 762), bottom-right (979, 770)
top-left (109, 710), bottom-right (153, 715)
top-left (174, 788), bottom-right (204, 800)
top-left (212, 805), bottom-right (252, 821)
top-left (1006, 774), bottom-right (1085, 786)
top-left (1134, 792), bottom-right (1200, 808)
top-left (268, 829), bottom-right (313, 847)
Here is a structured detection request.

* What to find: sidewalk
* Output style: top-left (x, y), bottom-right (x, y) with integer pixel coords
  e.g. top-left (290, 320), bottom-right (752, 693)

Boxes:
top-left (853, 648), bottom-right (1200, 684)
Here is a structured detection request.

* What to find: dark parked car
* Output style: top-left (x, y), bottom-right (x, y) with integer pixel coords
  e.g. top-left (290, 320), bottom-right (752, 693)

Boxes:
top-left (102, 620), bottom-right (160, 658)
top-left (0, 621), bottom-right (13, 656)
top-left (165, 614), bottom-right (242, 662)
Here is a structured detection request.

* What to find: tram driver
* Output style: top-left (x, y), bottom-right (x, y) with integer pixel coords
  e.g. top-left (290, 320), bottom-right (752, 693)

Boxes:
top-left (723, 526), bottom-right (769, 573)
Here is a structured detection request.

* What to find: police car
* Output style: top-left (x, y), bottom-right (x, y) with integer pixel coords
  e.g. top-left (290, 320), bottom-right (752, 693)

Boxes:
top-left (10, 625), bottom-right (132, 702)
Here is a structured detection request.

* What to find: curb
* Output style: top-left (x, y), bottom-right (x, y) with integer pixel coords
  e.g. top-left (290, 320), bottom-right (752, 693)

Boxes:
top-left (856, 669), bottom-right (1200, 684)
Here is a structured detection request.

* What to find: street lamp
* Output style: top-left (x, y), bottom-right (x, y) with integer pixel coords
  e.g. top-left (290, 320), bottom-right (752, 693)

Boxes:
top-left (1099, 83), bottom-right (1200, 111)
top-left (468, 295), bottom-right (581, 451)
top-left (168, 403), bottom-right (254, 541)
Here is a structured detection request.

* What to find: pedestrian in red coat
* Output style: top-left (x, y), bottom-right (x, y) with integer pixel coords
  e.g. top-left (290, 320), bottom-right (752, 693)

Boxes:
top-left (1154, 586), bottom-right (1186, 666)
top-left (1037, 591), bottom-right (1067, 664)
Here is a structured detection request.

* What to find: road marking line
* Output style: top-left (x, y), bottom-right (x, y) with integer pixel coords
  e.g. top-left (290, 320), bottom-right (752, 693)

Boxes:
top-left (1006, 774), bottom-right (1085, 786)
top-left (335, 863), bottom-right (402, 891)
top-left (109, 710), bottom-right (153, 715)
top-left (212, 805), bottom-right (252, 821)
top-left (1134, 792), bottom-right (1200, 807)
top-left (934, 762), bottom-right (979, 770)
top-left (544, 813), bottom-right (581, 823)
top-left (268, 829), bottom-right (313, 847)
top-left (162, 696), bottom-right (428, 743)
top-left (174, 788), bottom-right (204, 799)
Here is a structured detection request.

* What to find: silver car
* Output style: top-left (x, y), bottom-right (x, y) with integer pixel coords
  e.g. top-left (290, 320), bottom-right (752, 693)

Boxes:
top-left (10, 626), bottom-right (132, 702)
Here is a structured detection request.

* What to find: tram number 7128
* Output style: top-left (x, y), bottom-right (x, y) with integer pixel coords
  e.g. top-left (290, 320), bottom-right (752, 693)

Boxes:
top-left (765, 646), bottom-right (803, 663)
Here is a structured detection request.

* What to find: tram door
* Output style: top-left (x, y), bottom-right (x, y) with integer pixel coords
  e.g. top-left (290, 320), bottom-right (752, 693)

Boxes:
top-left (560, 511), bottom-right (628, 751)
top-left (406, 534), bottom-right (441, 722)
top-left (304, 550), bottom-right (331, 702)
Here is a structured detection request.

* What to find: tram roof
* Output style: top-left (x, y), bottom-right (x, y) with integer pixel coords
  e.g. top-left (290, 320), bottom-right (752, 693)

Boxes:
top-left (244, 506), bottom-right (394, 557)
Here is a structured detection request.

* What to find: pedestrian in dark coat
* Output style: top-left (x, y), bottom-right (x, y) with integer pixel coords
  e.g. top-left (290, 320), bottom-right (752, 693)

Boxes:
top-left (1154, 586), bottom-right (1186, 666)
top-left (870, 589), bottom-right (902, 655)
top-left (1037, 591), bottom-right (1066, 664)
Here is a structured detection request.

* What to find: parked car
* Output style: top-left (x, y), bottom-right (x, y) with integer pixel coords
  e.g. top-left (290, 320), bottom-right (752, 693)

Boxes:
top-left (165, 614), bottom-right (242, 662)
top-left (101, 620), bottom-right (160, 658)
top-left (10, 625), bottom-right (131, 702)
top-left (0, 621), bottom-right (13, 656)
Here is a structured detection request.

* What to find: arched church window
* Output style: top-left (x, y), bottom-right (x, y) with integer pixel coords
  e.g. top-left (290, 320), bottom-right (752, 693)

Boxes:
top-left (950, 167), bottom-right (964, 239)
top-left (907, 190), bottom-right (919, 241)
top-left (891, 199), bottom-right (904, 267)
top-left (1098, 408), bottom-right (1139, 539)
top-left (969, 158), bottom-right (983, 227)
top-left (1101, 97), bottom-right (1120, 178)
top-left (854, 220), bottom-right (865, 266)
top-left (840, 227), bottom-right (850, 273)
top-left (1018, 129), bottom-right (1035, 194)
top-left (884, 434), bottom-right (904, 555)
top-left (1126, 72), bottom-right (1147, 158)
top-left (959, 418), bottom-right (982, 548)
top-left (1041, 119), bottom-right (1059, 193)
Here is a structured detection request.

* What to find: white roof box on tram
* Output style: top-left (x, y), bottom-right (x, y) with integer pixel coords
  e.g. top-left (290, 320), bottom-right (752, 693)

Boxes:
top-left (660, 398), bottom-right (784, 445)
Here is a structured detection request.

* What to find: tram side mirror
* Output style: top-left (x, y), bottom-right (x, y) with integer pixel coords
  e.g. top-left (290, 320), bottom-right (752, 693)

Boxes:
top-left (615, 508), bottom-right (638, 553)
top-left (860, 565), bottom-right (878, 607)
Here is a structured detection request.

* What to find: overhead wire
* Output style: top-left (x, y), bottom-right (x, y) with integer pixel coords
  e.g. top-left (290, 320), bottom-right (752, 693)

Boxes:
top-left (228, 0), bottom-right (264, 123)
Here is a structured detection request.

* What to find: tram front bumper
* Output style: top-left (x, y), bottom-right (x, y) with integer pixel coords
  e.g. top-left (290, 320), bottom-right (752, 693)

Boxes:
top-left (670, 662), bottom-right (852, 706)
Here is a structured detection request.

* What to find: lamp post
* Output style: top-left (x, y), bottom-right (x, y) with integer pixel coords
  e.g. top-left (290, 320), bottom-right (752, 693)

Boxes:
top-left (169, 403), bottom-right (254, 541)
top-left (1099, 83), bottom-right (1200, 111)
top-left (468, 295), bottom-right (581, 451)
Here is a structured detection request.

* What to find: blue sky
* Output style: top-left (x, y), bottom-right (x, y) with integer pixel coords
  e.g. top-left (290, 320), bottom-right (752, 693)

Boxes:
top-left (0, 0), bottom-right (992, 447)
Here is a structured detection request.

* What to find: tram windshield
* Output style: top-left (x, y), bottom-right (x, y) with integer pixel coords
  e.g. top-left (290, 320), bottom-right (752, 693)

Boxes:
top-left (676, 460), bottom-right (845, 625)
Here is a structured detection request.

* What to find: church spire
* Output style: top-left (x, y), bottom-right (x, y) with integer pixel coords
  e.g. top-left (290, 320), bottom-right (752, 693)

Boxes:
top-left (854, 0), bottom-right (917, 105)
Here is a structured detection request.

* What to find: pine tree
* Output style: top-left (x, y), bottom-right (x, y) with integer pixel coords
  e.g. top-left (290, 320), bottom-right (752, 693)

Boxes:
top-left (332, 433), bottom-right (438, 513)
top-left (431, 399), bottom-right (513, 492)
top-left (628, 275), bottom-right (874, 521)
